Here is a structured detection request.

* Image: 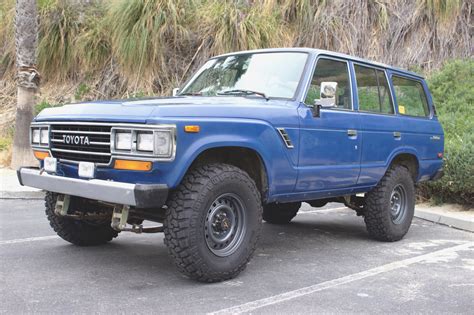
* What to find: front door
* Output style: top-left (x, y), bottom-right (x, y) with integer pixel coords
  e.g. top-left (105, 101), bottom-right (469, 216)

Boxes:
top-left (296, 57), bottom-right (361, 192)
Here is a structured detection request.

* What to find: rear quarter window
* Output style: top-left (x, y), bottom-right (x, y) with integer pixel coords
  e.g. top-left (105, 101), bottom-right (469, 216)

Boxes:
top-left (392, 76), bottom-right (430, 117)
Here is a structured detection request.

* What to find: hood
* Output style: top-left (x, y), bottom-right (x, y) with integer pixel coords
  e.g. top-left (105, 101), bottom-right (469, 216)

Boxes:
top-left (35, 96), bottom-right (294, 124)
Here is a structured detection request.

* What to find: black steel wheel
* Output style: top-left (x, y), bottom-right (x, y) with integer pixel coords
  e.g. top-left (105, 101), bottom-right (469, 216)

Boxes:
top-left (164, 163), bottom-right (262, 282)
top-left (364, 165), bottom-right (415, 242)
top-left (205, 193), bottom-right (247, 257)
top-left (390, 184), bottom-right (408, 224)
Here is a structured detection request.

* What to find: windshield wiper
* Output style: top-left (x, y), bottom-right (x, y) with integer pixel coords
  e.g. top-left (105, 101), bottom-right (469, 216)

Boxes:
top-left (217, 89), bottom-right (269, 101)
top-left (180, 92), bottom-right (202, 96)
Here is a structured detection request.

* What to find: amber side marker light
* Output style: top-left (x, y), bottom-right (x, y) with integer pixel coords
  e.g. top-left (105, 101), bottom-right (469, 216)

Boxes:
top-left (114, 159), bottom-right (152, 171)
top-left (33, 150), bottom-right (50, 160)
top-left (184, 125), bottom-right (200, 133)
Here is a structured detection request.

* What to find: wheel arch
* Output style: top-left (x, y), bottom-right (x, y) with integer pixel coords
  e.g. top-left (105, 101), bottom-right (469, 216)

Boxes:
top-left (387, 151), bottom-right (420, 181)
top-left (186, 145), bottom-right (270, 202)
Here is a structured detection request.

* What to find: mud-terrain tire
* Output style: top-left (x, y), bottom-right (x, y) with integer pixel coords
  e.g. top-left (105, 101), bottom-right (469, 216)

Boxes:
top-left (163, 163), bottom-right (263, 282)
top-left (263, 202), bottom-right (301, 224)
top-left (45, 192), bottom-right (118, 246)
top-left (364, 165), bottom-right (415, 242)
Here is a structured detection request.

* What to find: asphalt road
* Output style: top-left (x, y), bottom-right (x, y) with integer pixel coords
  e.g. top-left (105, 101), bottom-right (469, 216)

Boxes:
top-left (1, 199), bottom-right (473, 314)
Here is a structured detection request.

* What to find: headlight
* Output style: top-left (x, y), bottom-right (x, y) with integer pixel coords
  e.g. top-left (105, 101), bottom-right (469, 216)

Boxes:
top-left (154, 131), bottom-right (172, 155)
top-left (32, 129), bottom-right (40, 144)
top-left (40, 129), bottom-right (49, 144)
top-left (111, 126), bottom-right (175, 159)
top-left (136, 131), bottom-right (154, 152)
top-left (115, 131), bottom-right (132, 150)
top-left (30, 125), bottom-right (49, 147)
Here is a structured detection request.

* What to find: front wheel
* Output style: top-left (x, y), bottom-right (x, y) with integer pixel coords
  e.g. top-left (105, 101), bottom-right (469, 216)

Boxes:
top-left (364, 165), bottom-right (415, 242)
top-left (45, 192), bottom-right (118, 246)
top-left (163, 163), bottom-right (262, 282)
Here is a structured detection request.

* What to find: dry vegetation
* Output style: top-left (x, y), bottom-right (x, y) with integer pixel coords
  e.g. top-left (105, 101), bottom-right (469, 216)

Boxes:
top-left (0, 0), bottom-right (472, 165)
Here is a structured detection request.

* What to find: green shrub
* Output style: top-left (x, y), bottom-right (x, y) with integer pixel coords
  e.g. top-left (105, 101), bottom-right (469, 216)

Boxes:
top-left (420, 60), bottom-right (474, 206)
top-left (34, 100), bottom-right (55, 115)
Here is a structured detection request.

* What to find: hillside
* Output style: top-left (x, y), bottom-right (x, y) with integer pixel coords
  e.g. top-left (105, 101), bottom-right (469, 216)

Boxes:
top-left (0, 0), bottom-right (472, 131)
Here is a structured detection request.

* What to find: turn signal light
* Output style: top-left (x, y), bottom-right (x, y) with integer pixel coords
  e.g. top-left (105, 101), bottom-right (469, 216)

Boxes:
top-left (33, 150), bottom-right (50, 160)
top-left (437, 152), bottom-right (443, 159)
top-left (184, 125), bottom-right (200, 133)
top-left (114, 159), bottom-right (152, 171)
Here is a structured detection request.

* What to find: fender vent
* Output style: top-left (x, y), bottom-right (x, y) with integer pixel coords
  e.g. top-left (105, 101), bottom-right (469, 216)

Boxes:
top-left (277, 128), bottom-right (294, 149)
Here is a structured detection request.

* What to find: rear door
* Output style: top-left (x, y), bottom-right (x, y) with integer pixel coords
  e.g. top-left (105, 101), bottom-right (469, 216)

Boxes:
top-left (296, 57), bottom-right (361, 192)
top-left (390, 74), bottom-right (444, 179)
top-left (353, 63), bottom-right (401, 186)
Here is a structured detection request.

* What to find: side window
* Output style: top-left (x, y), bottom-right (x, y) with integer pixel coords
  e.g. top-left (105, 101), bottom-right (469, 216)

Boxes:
top-left (392, 76), bottom-right (430, 117)
top-left (355, 65), bottom-right (393, 114)
top-left (305, 58), bottom-right (352, 110)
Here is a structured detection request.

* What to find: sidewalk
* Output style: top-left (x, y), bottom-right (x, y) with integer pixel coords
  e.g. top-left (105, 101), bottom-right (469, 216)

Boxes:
top-left (415, 203), bottom-right (474, 233)
top-left (0, 168), bottom-right (44, 199)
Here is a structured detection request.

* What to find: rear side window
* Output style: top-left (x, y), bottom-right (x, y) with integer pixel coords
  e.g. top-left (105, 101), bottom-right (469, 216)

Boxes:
top-left (355, 65), bottom-right (393, 114)
top-left (392, 76), bottom-right (430, 117)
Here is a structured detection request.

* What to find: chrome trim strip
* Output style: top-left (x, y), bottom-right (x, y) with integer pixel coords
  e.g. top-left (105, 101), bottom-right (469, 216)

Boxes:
top-left (51, 148), bottom-right (111, 156)
top-left (51, 130), bottom-right (110, 135)
top-left (51, 139), bottom-right (110, 146)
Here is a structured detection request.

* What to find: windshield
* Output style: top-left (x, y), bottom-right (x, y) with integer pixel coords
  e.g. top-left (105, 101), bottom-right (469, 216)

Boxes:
top-left (180, 52), bottom-right (308, 99)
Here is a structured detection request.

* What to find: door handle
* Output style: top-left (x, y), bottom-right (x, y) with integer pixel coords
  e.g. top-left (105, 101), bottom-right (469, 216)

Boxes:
top-left (347, 129), bottom-right (357, 137)
top-left (393, 131), bottom-right (401, 139)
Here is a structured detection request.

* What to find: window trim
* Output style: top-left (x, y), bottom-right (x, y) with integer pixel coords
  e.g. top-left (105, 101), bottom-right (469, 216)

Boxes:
top-left (179, 51), bottom-right (311, 101)
top-left (390, 74), bottom-right (432, 119)
top-left (301, 55), bottom-right (354, 111)
top-left (353, 62), bottom-right (396, 116)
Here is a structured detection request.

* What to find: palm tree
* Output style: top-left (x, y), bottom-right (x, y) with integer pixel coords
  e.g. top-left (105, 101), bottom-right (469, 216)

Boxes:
top-left (11, 0), bottom-right (39, 169)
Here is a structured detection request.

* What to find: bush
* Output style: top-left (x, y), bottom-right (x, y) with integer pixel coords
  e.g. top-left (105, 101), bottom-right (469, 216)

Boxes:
top-left (419, 60), bottom-right (474, 206)
top-left (34, 100), bottom-right (55, 115)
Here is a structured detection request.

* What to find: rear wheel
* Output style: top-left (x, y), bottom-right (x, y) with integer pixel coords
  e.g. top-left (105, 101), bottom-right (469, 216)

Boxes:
top-left (263, 202), bottom-right (301, 224)
top-left (164, 163), bottom-right (262, 282)
top-left (45, 192), bottom-right (118, 246)
top-left (364, 165), bottom-right (415, 241)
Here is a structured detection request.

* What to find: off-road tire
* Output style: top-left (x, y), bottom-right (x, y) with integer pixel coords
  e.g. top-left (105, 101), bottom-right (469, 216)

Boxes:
top-left (364, 165), bottom-right (415, 242)
top-left (263, 202), bottom-right (302, 224)
top-left (45, 192), bottom-right (118, 246)
top-left (163, 163), bottom-right (263, 282)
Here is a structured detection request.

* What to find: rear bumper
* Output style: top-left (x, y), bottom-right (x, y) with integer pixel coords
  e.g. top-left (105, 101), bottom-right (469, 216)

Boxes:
top-left (431, 168), bottom-right (444, 181)
top-left (17, 167), bottom-right (168, 208)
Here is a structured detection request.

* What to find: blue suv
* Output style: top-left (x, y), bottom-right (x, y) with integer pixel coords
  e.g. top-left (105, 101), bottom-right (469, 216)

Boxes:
top-left (19, 48), bottom-right (444, 282)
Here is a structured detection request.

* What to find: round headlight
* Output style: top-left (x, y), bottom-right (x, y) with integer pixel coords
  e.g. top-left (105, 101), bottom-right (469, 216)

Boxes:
top-left (155, 131), bottom-right (171, 156)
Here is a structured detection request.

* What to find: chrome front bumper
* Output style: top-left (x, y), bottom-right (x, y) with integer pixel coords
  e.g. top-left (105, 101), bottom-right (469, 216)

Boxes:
top-left (17, 168), bottom-right (168, 208)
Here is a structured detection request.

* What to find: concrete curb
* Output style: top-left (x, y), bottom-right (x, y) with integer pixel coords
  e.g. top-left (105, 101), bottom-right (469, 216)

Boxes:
top-left (0, 190), bottom-right (45, 200)
top-left (415, 209), bottom-right (474, 232)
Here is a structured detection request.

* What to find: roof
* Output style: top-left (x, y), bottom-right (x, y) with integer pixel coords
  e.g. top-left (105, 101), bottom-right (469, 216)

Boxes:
top-left (213, 47), bottom-right (424, 79)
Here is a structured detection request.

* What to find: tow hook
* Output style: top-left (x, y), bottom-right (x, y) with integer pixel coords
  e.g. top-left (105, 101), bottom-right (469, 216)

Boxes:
top-left (111, 204), bottom-right (163, 234)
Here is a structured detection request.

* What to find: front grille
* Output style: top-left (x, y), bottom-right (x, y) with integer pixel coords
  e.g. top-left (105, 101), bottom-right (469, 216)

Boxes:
top-left (50, 124), bottom-right (112, 164)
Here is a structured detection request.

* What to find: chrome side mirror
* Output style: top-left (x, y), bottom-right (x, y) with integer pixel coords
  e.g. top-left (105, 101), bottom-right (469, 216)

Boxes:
top-left (310, 82), bottom-right (338, 117)
top-left (314, 81), bottom-right (338, 108)
top-left (172, 88), bottom-right (180, 96)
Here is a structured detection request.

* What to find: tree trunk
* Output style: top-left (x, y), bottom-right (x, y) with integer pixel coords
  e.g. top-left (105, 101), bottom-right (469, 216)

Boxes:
top-left (11, 0), bottom-right (39, 169)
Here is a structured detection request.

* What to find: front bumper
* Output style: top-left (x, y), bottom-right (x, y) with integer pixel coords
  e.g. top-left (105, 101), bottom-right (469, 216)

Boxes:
top-left (17, 168), bottom-right (168, 208)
